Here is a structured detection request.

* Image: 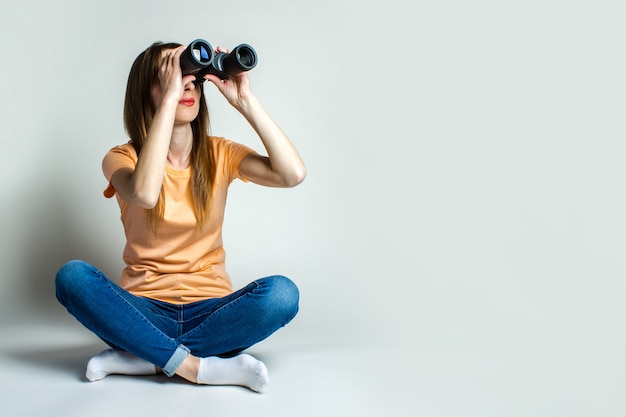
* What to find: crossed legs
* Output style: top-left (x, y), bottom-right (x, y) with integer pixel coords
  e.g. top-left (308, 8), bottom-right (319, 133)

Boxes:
top-left (55, 260), bottom-right (299, 392)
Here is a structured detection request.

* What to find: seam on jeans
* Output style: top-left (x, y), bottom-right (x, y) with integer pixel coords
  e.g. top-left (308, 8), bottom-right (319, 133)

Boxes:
top-left (119, 292), bottom-right (180, 322)
top-left (97, 274), bottom-right (180, 358)
top-left (179, 281), bottom-right (261, 341)
top-left (134, 302), bottom-right (178, 321)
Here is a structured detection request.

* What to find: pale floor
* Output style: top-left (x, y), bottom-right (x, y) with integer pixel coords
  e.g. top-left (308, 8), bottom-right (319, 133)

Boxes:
top-left (1, 314), bottom-right (398, 417)
top-left (1, 313), bottom-right (623, 417)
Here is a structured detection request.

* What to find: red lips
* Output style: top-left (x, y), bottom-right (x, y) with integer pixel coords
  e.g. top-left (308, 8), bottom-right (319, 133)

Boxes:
top-left (179, 98), bottom-right (195, 106)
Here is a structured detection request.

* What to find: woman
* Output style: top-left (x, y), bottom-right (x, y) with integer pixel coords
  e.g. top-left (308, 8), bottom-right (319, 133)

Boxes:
top-left (55, 41), bottom-right (306, 393)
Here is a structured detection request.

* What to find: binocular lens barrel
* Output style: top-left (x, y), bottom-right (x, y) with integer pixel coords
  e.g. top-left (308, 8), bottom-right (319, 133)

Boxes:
top-left (208, 43), bottom-right (258, 80)
top-left (180, 39), bottom-right (258, 80)
top-left (180, 39), bottom-right (215, 76)
top-left (230, 44), bottom-right (257, 71)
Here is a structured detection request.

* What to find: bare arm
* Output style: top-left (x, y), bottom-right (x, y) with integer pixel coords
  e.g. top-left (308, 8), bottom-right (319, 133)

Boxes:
top-left (204, 53), bottom-right (306, 188)
top-left (111, 46), bottom-right (193, 207)
top-left (237, 94), bottom-right (306, 187)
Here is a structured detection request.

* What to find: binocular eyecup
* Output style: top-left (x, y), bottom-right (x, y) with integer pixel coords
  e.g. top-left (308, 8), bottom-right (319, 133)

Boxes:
top-left (180, 39), bottom-right (258, 81)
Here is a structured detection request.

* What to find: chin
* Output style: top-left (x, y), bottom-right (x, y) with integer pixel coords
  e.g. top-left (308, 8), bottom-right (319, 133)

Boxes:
top-left (176, 109), bottom-right (200, 123)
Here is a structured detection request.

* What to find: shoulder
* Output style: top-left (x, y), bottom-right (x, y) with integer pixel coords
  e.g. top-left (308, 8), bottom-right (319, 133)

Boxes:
top-left (208, 136), bottom-right (255, 182)
top-left (102, 142), bottom-right (137, 181)
top-left (209, 135), bottom-right (234, 152)
top-left (104, 142), bottom-right (137, 161)
top-left (209, 135), bottom-right (253, 157)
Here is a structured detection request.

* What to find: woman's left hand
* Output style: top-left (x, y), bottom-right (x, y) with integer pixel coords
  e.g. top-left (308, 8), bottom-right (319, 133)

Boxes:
top-left (203, 46), bottom-right (253, 110)
top-left (204, 46), bottom-right (307, 188)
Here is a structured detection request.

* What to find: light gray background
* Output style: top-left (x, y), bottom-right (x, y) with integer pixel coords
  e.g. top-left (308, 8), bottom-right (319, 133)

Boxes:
top-left (1, 1), bottom-right (625, 416)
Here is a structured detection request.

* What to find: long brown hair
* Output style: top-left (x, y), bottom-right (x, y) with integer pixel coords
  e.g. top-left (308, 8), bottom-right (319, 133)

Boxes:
top-left (123, 41), bottom-right (215, 231)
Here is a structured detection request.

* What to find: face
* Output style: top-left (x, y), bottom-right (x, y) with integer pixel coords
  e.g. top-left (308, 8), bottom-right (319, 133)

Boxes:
top-left (150, 49), bottom-right (202, 124)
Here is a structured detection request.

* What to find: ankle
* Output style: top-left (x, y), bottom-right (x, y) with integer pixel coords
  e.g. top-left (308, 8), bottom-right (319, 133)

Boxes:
top-left (175, 354), bottom-right (201, 383)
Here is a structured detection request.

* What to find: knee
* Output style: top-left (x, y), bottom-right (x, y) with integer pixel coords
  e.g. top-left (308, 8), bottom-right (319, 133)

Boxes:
top-left (262, 275), bottom-right (300, 323)
top-left (55, 260), bottom-right (95, 304)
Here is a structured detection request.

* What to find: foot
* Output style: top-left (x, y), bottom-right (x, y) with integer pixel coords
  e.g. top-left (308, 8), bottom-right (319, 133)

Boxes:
top-left (85, 349), bottom-right (156, 381)
top-left (196, 354), bottom-right (269, 393)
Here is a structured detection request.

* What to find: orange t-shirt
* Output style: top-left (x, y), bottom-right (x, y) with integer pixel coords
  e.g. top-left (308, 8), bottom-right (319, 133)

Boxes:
top-left (101, 136), bottom-right (253, 304)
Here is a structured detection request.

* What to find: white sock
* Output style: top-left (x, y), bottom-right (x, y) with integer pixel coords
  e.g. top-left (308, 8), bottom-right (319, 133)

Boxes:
top-left (196, 354), bottom-right (269, 393)
top-left (85, 349), bottom-right (157, 382)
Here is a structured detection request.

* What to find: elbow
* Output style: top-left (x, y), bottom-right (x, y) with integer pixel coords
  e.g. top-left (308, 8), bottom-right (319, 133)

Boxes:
top-left (137, 198), bottom-right (159, 210)
top-left (285, 166), bottom-right (307, 187)
top-left (138, 194), bottom-right (160, 209)
top-left (130, 189), bottom-right (160, 209)
top-left (111, 169), bottom-right (162, 208)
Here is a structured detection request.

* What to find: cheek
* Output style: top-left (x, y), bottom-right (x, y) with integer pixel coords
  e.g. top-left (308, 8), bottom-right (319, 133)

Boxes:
top-left (150, 85), bottom-right (162, 108)
top-left (193, 89), bottom-right (203, 110)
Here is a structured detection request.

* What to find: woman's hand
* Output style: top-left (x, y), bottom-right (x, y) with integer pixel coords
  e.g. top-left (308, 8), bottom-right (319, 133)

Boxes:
top-left (203, 46), bottom-right (306, 188)
top-left (157, 46), bottom-right (196, 105)
top-left (112, 46), bottom-right (199, 209)
top-left (203, 46), bottom-right (254, 109)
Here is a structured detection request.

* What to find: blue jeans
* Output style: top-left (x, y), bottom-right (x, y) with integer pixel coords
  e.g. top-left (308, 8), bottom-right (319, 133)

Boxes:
top-left (55, 260), bottom-right (299, 377)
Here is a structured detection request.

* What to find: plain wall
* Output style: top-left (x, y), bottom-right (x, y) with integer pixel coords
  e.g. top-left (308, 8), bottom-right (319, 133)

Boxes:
top-left (1, 0), bottom-right (625, 412)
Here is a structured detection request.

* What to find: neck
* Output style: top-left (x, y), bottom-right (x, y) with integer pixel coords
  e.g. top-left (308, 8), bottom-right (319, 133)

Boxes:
top-left (167, 123), bottom-right (193, 170)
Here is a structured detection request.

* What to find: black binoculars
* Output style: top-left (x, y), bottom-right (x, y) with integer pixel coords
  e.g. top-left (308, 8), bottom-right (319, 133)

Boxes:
top-left (179, 39), bottom-right (258, 81)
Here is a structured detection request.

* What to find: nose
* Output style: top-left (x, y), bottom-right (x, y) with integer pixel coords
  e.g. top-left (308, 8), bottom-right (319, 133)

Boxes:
top-left (184, 79), bottom-right (196, 90)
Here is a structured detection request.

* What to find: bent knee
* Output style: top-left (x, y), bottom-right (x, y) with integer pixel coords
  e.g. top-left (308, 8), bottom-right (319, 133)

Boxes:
top-left (267, 275), bottom-right (299, 301)
top-left (56, 260), bottom-right (88, 287)
top-left (265, 275), bottom-right (300, 322)
top-left (55, 260), bottom-right (98, 302)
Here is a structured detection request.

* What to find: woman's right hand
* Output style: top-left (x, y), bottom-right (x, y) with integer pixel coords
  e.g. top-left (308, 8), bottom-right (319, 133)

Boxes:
top-left (156, 46), bottom-right (195, 105)
top-left (111, 46), bottom-right (197, 209)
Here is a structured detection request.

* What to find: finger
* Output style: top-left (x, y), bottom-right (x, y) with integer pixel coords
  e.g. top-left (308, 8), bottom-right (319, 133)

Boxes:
top-left (173, 45), bottom-right (186, 60)
top-left (204, 75), bottom-right (228, 95)
top-left (215, 46), bottom-right (231, 54)
top-left (161, 51), bottom-right (170, 65)
top-left (161, 47), bottom-right (183, 74)
top-left (161, 51), bottom-right (175, 69)
top-left (203, 73), bottom-right (225, 85)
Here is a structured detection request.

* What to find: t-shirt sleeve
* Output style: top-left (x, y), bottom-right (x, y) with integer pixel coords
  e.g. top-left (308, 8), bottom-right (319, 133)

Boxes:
top-left (216, 137), bottom-right (255, 183)
top-left (102, 144), bottom-right (137, 198)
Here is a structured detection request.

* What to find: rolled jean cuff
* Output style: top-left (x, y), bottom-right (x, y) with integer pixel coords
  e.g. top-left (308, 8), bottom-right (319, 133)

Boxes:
top-left (162, 344), bottom-right (191, 377)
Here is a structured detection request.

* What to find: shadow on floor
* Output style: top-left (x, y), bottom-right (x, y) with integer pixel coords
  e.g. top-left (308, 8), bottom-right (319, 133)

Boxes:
top-left (7, 343), bottom-right (108, 381)
top-left (6, 343), bottom-right (277, 386)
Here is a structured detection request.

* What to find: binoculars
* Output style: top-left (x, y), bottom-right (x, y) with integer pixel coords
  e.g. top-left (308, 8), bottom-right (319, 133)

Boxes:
top-left (179, 39), bottom-right (258, 80)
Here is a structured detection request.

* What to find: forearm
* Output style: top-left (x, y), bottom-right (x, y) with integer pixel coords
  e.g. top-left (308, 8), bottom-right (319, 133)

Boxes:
top-left (125, 101), bottom-right (177, 207)
top-left (237, 95), bottom-right (306, 185)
